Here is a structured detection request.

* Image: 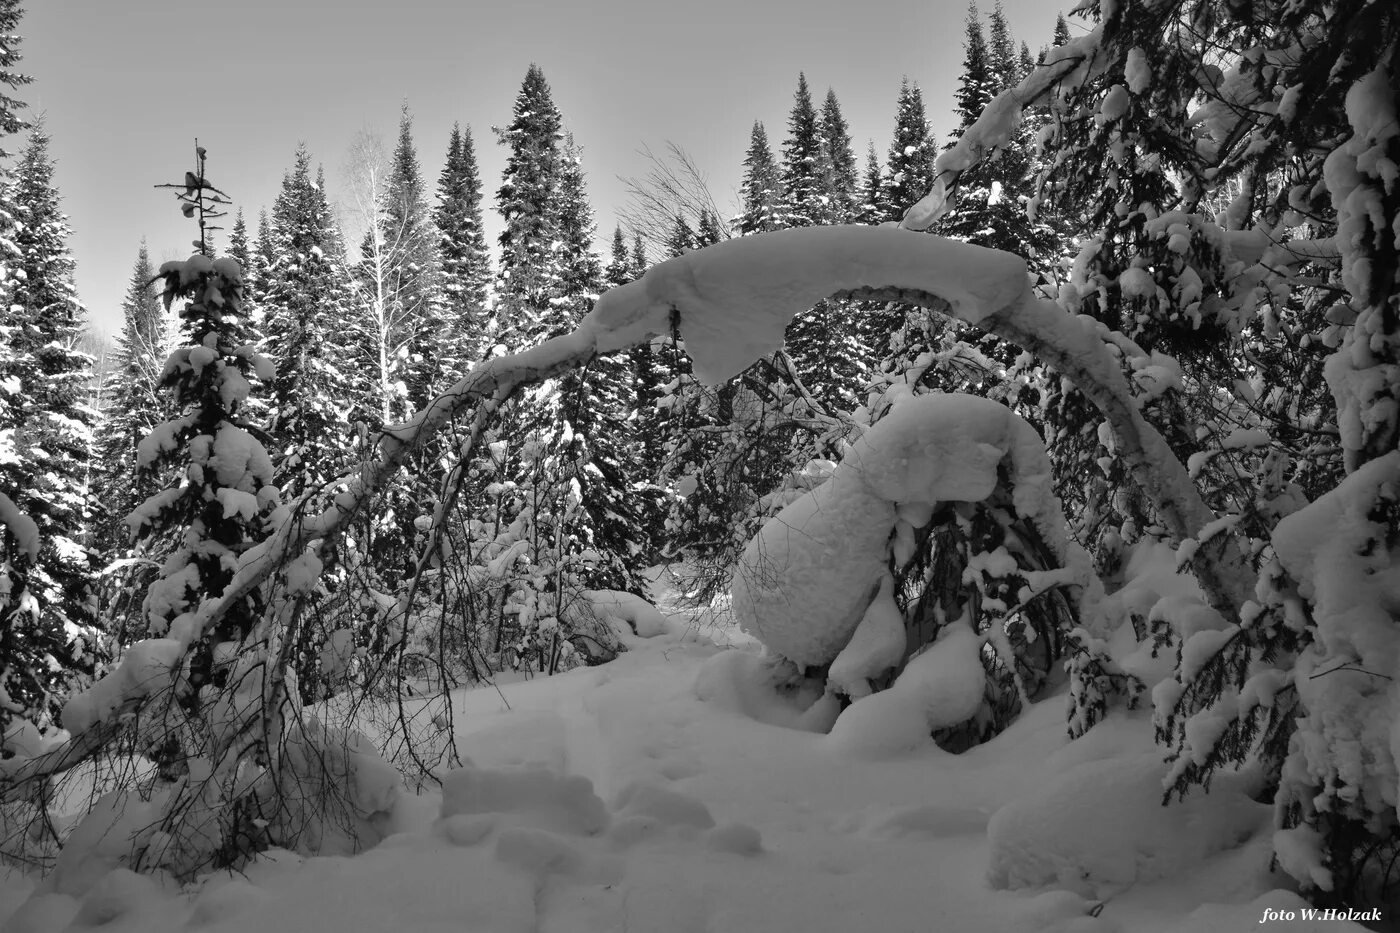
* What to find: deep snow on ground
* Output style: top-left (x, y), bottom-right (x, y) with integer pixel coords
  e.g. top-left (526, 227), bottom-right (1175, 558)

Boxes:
top-left (0, 569), bottom-right (1369, 933)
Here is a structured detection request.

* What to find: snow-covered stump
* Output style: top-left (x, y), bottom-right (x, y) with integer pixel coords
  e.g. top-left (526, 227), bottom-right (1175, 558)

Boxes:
top-left (731, 393), bottom-right (1100, 750)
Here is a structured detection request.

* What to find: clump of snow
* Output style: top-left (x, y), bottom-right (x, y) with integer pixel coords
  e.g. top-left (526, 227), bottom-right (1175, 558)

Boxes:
top-left (0, 491), bottom-right (39, 560)
top-left (581, 589), bottom-right (669, 638)
top-left (826, 624), bottom-right (985, 757)
top-left (440, 764), bottom-right (609, 836)
top-left (613, 780), bottom-right (715, 830)
top-left (729, 466), bottom-right (894, 668)
top-left (827, 573), bottom-right (906, 699)
top-left (987, 754), bottom-right (1267, 897)
top-left (60, 638), bottom-right (183, 735)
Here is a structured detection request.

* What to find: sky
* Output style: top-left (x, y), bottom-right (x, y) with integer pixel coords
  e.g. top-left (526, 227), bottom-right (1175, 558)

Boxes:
top-left (22, 0), bottom-right (1071, 339)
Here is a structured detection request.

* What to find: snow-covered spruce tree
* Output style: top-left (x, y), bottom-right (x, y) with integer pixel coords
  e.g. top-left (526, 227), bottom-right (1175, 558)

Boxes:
top-left (59, 146), bottom-right (400, 876)
top-left (910, 0), bottom-right (1399, 906)
top-left (91, 243), bottom-right (170, 640)
top-left (936, 3), bottom-right (1055, 268)
top-left (380, 107), bottom-right (444, 413)
top-left (258, 149), bottom-right (369, 702)
top-left (434, 122), bottom-right (491, 371)
top-left (779, 73), bottom-right (829, 230)
top-left (494, 64), bottom-right (566, 348)
top-left (819, 88), bottom-right (858, 225)
top-left (860, 78), bottom-right (939, 364)
top-left (0, 120), bottom-right (104, 744)
top-left (856, 141), bottom-right (883, 225)
top-left (262, 147), bottom-right (359, 504)
top-left (127, 147), bottom-right (279, 732)
top-left (460, 67), bottom-right (647, 673)
top-left (735, 121), bottom-right (783, 236)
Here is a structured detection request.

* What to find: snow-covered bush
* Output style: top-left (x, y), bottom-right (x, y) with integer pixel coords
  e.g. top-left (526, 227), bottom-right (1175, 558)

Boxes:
top-left (732, 392), bottom-right (1098, 748)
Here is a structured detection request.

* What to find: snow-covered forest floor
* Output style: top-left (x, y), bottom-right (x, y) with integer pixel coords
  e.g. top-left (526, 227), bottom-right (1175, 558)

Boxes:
top-left (0, 564), bottom-right (1371, 933)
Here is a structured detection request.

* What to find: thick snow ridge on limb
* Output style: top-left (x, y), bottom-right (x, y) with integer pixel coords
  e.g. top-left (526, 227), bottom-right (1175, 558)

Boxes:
top-left (581, 225), bottom-right (1032, 384)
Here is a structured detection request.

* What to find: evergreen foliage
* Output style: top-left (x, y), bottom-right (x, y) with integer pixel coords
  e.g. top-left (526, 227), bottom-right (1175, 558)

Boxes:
top-left (92, 243), bottom-right (167, 558)
top-left (736, 121), bottom-right (782, 235)
top-left (779, 73), bottom-right (829, 228)
top-left (0, 118), bottom-right (102, 741)
top-left (434, 123), bottom-right (491, 369)
top-left (495, 64), bottom-right (566, 347)
top-left (261, 147), bottom-right (358, 503)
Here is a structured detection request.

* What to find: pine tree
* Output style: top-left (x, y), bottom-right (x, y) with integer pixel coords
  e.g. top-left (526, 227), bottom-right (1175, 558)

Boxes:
top-left (736, 122), bottom-right (782, 235)
top-left (780, 73), bottom-right (829, 228)
top-left (881, 78), bottom-right (938, 223)
top-left (819, 88), bottom-right (858, 223)
top-left (495, 64), bottom-right (565, 347)
top-left (434, 123), bottom-right (491, 370)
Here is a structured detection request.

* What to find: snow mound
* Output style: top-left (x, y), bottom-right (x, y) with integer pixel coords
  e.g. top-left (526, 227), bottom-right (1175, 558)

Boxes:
top-left (613, 780), bottom-right (715, 830)
top-left (581, 589), bottom-right (669, 638)
top-left (987, 754), bottom-right (1267, 897)
top-left (693, 649), bottom-right (839, 733)
top-left (828, 573), bottom-right (906, 699)
top-left (729, 469), bottom-right (894, 667)
top-left (826, 623), bottom-right (985, 758)
top-left (440, 764), bottom-right (609, 836)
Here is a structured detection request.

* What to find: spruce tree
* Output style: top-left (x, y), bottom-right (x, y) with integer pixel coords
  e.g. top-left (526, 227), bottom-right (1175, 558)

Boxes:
top-left (3, 122), bottom-right (101, 700)
top-left (780, 73), bottom-right (829, 228)
top-left (261, 146), bottom-right (358, 503)
top-left (92, 243), bottom-right (168, 556)
top-left (736, 121), bottom-right (782, 235)
top-left (380, 108), bottom-right (442, 412)
top-left (495, 64), bottom-right (565, 347)
top-left (858, 142), bottom-right (883, 224)
top-left (696, 209), bottom-right (724, 247)
top-left (555, 133), bottom-right (602, 323)
top-left (130, 147), bottom-right (279, 722)
top-left (434, 123), bottom-right (491, 370)
top-left (881, 78), bottom-right (938, 223)
top-left (819, 88), bottom-right (858, 224)
top-left (0, 95), bottom-right (102, 738)
top-left (936, 3), bottom-right (1055, 262)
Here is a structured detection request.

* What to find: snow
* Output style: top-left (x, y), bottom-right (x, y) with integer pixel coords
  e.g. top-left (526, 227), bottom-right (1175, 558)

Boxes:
top-left (734, 393), bottom-right (1090, 670)
top-left (827, 573), bottom-right (906, 699)
top-left (579, 589), bottom-right (668, 638)
top-left (2, 581), bottom-right (1353, 933)
top-left (729, 463), bottom-right (894, 667)
top-left (986, 753), bottom-right (1268, 897)
top-left (0, 490), bottom-right (40, 560)
top-left (580, 226), bottom-right (1032, 385)
top-left (827, 623), bottom-right (986, 757)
